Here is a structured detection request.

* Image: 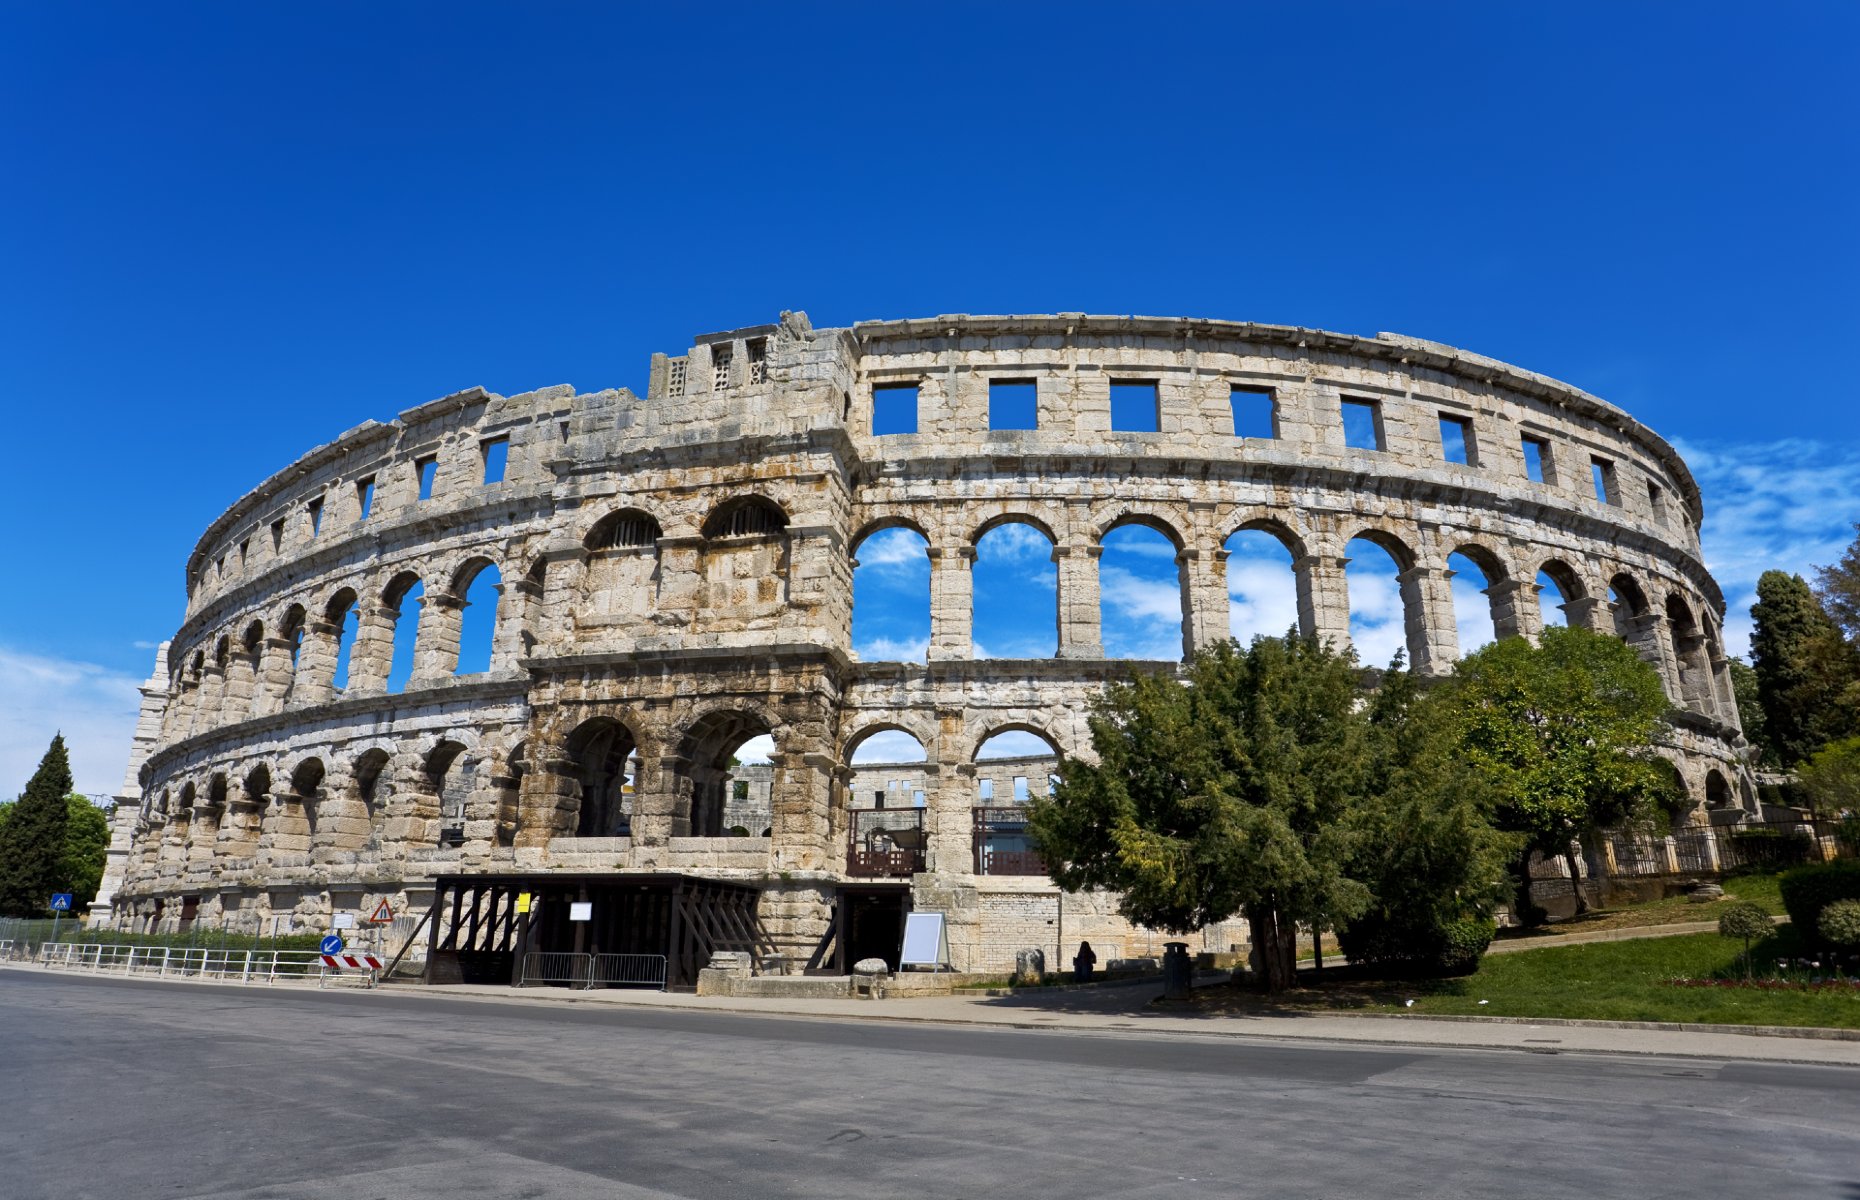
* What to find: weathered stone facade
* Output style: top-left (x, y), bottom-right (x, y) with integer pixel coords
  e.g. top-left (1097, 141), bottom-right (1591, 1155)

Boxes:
top-left (100, 312), bottom-right (1754, 972)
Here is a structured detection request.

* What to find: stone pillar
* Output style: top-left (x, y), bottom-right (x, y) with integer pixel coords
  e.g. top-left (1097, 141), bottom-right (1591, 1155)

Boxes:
top-left (927, 545), bottom-right (974, 661)
top-left (1183, 547), bottom-right (1228, 655)
top-left (176, 677), bottom-right (202, 739)
top-left (1486, 578), bottom-right (1540, 643)
top-left (1295, 554), bottom-right (1351, 649)
top-left (653, 537), bottom-right (703, 630)
top-left (771, 751), bottom-right (832, 872)
top-left (296, 619), bottom-right (342, 704)
top-left (1711, 655), bottom-right (1742, 731)
top-left (1563, 595), bottom-right (1609, 633)
top-left (349, 602), bottom-right (397, 694)
top-left (928, 761), bottom-right (974, 877)
top-left (1055, 543), bottom-right (1102, 659)
top-left (1624, 612), bottom-right (1679, 700)
top-left (195, 663), bottom-right (226, 734)
top-left (258, 636), bottom-right (296, 715)
top-left (507, 577), bottom-right (544, 662)
top-left (514, 747), bottom-right (578, 850)
top-left (410, 594), bottom-right (464, 686)
top-left (222, 649), bottom-right (256, 724)
top-left (1399, 565), bottom-right (1458, 676)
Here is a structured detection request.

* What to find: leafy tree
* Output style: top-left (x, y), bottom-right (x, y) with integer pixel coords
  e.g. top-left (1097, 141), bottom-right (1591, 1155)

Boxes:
top-left (1815, 522), bottom-right (1860, 640)
top-left (61, 795), bottom-right (113, 909)
top-left (1726, 657), bottom-right (1769, 766)
top-left (1797, 738), bottom-right (1860, 817)
top-left (1338, 665), bottom-right (1518, 974)
top-left (1431, 626), bottom-right (1676, 917)
top-left (1028, 634), bottom-right (1374, 992)
top-left (1750, 571), bottom-right (1860, 766)
top-left (1717, 901), bottom-right (1772, 979)
top-left (0, 735), bottom-right (74, 917)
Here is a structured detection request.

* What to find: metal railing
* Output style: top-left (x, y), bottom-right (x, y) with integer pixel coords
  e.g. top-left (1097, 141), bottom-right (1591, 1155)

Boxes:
top-left (518, 951), bottom-right (667, 990)
top-left (34, 942), bottom-right (334, 986)
top-left (972, 807), bottom-right (1047, 876)
top-left (846, 807), bottom-right (926, 878)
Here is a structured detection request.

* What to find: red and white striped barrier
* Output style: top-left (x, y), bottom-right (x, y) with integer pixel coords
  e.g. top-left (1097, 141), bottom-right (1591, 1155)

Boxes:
top-left (320, 952), bottom-right (384, 972)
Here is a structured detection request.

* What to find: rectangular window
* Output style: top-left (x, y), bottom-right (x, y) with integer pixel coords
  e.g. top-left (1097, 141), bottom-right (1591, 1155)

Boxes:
top-left (1521, 435), bottom-right (1551, 484)
top-left (1340, 397), bottom-right (1384, 451)
top-left (1439, 414), bottom-right (1474, 465)
top-left (989, 379), bottom-right (1038, 430)
top-left (747, 337), bottom-right (769, 385)
top-left (979, 779), bottom-right (995, 801)
top-left (666, 359), bottom-right (687, 396)
top-left (872, 383), bottom-right (920, 435)
top-left (355, 477), bottom-right (375, 520)
top-left (1647, 480), bottom-right (1667, 524)
top-left (416, 456), bottom-right (437, 501)
top-left (215, 554), bottom-right (225, 577)
top-left (913, 789), bottom-right (926, 808)
top-left (711, 343), bottom-right (733, 390)
top-left (1591, 456), bottom-right (1617, 505)
top-left (481, 437), bottom-right (509, 485)
top-left (306, 498), bottom-right (323, 537)
top-left (1230, 387), bottom-right (1277, 439)
top-left (238, 538), bottom-right (249, 567)
top-left (1109, 381), bottom-right (1160, 433)
top-left (1013, 776), bottom-right (1030, 802)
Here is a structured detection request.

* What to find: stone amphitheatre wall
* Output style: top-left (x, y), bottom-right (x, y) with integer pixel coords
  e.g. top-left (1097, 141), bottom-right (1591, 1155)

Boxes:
top-left (96, 311), bottom-right (1754, 972)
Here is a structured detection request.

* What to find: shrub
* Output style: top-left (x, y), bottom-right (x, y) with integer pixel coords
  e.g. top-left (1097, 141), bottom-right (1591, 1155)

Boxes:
top-left (1717, 902), bottom-right (1772, 942)
top-left (1779, 861), bottom-right (1860, 943)
top-left (1336, 913), bottom-right (1495, 978)
top-left (1820, 899), bottom-right (1860, 949)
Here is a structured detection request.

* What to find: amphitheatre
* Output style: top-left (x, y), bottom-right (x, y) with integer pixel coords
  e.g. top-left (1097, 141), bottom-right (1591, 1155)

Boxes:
top-left (93, 311), bottom-right (1755, 985)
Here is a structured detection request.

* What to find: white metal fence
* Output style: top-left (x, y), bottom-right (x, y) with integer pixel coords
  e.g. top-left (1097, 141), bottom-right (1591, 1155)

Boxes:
top-left (33, 942), bottom-right (352, 987)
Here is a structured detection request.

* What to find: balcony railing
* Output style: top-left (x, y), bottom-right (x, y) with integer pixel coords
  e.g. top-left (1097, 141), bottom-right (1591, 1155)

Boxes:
top-left (846, 807), bottom-right (925, 878)
top-left (973, 807), bottom-right (1047, 876)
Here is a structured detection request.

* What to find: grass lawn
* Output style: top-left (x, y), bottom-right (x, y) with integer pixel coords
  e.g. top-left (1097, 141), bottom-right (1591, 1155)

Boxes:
top-left (1184, 926), bottom-right (1860, 1030)
top-left (1494, 871), bottom-right (1785, 941)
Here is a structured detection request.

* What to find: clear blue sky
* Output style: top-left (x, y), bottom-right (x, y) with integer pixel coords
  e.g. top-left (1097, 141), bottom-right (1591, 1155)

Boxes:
top-left (3, 3), bottom-right (1857, 795)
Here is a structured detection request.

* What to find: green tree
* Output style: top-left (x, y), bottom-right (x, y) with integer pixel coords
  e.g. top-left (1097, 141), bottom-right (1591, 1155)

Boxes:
top-left (1027, 634), bottom-right (1373, 993)
top-left (1432, 626), bottom-right (1677, 917)
top-left (61, 794), bottom-right (113, 908)
top-left (1338, 664), bottom-right (1518, 973)
top-left (0, 734), bottom-right (74, 917)
top-left (1726, 656), bottom-right (1769, 767)
top-left (1814, 522), bottom-right (1860, 640)
top-left (1750, 571), bottom-right (1860, 766)
top-left (1798, 737), bottom-right (1860, 817)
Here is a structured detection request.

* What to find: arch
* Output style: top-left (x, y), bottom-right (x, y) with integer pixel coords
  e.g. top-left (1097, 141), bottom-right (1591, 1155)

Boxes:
top-left (850, 514), bottom-right (932, 553)
top-left (1099, 520), bottom-right (1187, 659)
top-left (206, 772), bottom-right (228, 808)
top-left (676, 708), bottom-right (776, 837)
top-left (971, 510), bottom-right (1059, 546)
top-left (242, 763), bottom-right (272, 804)
top-left (1344, 534), bottom-right (1412, 668)
top-left (1446, 547), bottom-right (1502, 655)
top-left (351, 747), bottom-right (392, 819)
top-left (565, 716), bottom-right (641, 839)
top-left (1705, 768), bottom-right (1733, 809)
top-left (972, 724), bottom-right (1063, 762)
top-left (289, 757), bottom-right (326, 838)
top-left (384, 575), bottom-right (424, 693)
top-left (1225, 525), bottom-right (1301, 643)
top-left (841, 721), bottom-right (936, 766)
top-left (972, 727), bottom-right (1062, 807)
top-left (1608, 572), bottom-right (1650, 619)
top-left (1097, 510), bottom-right (1186, 550)
top-left (851, 525), bottom-right (930, 662)
top-left (1536, 559), bottom-right (1586, 629)
top-left (702, 494), bottom-right (790, 539)
top-left (973, 520), bottom-right (1057, 658)
top-left (279, 603), bottom-right (307, 674)
top-left (324, 587), bottom-right (361, 691)
top-left (454, 562), bottom-right (502, 675)
top-left (213, 635), bottom-right (230, 669)
top-left (422, 739), bottom-right (471, 844)
top-left (1226, 514), bottom-right (1310, 562)
top-left (178, 780), bottom-right (198, 810)
top-left (1344, 526), bottom-right (1418, 572)
top-left (1665, 592), bottom-right (1713, 711)
top-left (584, 508), bottom-right (664, 552)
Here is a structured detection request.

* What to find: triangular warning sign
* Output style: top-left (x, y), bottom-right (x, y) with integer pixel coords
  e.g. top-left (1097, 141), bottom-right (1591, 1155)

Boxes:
top-left (366, 899), bottom-right (395, 924)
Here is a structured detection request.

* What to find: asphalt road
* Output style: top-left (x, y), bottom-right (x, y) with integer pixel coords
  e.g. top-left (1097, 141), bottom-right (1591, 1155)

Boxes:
top-left (3, 972), bottom-right (1857, 1199)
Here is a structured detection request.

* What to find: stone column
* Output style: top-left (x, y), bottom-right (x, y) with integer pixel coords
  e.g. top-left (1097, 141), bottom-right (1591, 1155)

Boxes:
top-left (514, 746), bottom-right (578, 850)
top-left (410, 594), bottom-right (464, 686)
top-left (175, 676), bottom-right (201, 739)
top-left (295, 619), bottom-right (342, 704)
top-left (1055, 543), bottom-right (1102, 659)
top-left (195, 663), bottom-right (226, 734)
top-left (653, 537), bottom-right (703, 631)
top-left (928, 762), bottom-right (974, 877)
top-left (485, 582), bottom-right (525, 672)
top-left (1711, 655), bottom-right (1741, 731)
top-left (1563, 595), bottom-right (1609, 633)
top-left (258, 636), bottom-right (296, 715)
top-left (927, 545), bottom-right (974, 661)
top-left (1398, 565), bottom-right (1459, 676)
top-left (507, 577), bottom-right (544, 662)
top-left (771, 751), bottom-right (832, 872)
top-left (348, 602), bottom-right (397, 694)
top-left (221, 649), bottom-right (256, 724)
top-left (1486, 578), bottom-right (1540, 643)
top-left (1624, 612), bottom-right (1679, 700)
top-left (1182, 547), bottom-right (1228, 655)
top-left (1295, 554), bottom-right (1351, 649)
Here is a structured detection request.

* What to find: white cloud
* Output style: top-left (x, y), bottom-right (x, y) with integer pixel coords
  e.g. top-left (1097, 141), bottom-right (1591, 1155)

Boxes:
top-left (976, 729), bottom-right (1058, 760)
top-left (854, 527), bottom-right (929, 573)
top-left (850, 729), bottom-right (927, 765)
top-left (1673, 437), bottom-right (1860, 657)
top-left (977, 522), bottom-right (1054, 563)
top-left (1449, 573), bottom-right (1496, 656)
top-left (732, 733), bottom-right (775, 765)
top-left (1345, 556), bottom-right (1407, 668)
top-left (1228, 559), bottom-right (1300, 644)
top-left (0, 645), bottom-right (143, 800)
top-left (855, 635), bottom-right (929, 662)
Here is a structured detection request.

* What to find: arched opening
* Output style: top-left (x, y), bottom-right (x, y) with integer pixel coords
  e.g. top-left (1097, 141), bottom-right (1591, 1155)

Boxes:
top-left (566, 718), bottom-right (640, 839)
top-left (350, 748), bottom-right (391, 850)
top-left (239, 620), bottom-right (265, 718)
top-left (243, 764), bottom-right (271, 806)
top-left (845, 727), bottom-right (930, 810)
top-left (1446, 548), bottom-right (1500, 655)
top-left (582, 509), bottom-right (662, 622)
top-left (1608, 573), bottom-right (1649, 637)
top-left (973, 520), bottom-right (1056, 658)
top-left (1705, 769), bottom-right (1733, 810)
top-left (454, 561), bottom-right (502, 675)
top-left (1224, 525), bottom-right (1301, 644)
top-left (1536, 561), bottom-right (1584, 630)
top-left (973, 728), bottom-right (1060, 876)
top-left (1345, 535), bottom-right (1410, 668)
top-left (1665, 594), bottom-right (1713, 712)
top-left (677, 713), bottom-right (774, 837)
top-left (289, 758), bottom-right (325, 841)
top-left (424, 741), bottom-right (471, 847)
top-left (325, 589), bottom-right (360, 691)
top-left (384, 574), bottom-right (423, 693)
top-left (843, 726), bottom-right (929, 878)
top-left (851, 524), bottom-right (930, 662)
top-left (699, 496), bottom-right (791, 617)
top-left (702, 495), bottom-right (789, 539)
top-left (280, 605), bottom-right (307, 697)
top-left (494, 742), bottom-right (525, 847)
top-left (1100, 520), bottom-right (1186, 660)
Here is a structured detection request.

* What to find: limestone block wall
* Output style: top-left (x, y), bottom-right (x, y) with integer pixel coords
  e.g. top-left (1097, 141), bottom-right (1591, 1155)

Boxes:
top-left (111, 311), bottom-right (1755, 962)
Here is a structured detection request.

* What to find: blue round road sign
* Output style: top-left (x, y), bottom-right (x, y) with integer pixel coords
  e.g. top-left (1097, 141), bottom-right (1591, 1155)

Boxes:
top-left (320, 935), bottom-right (344, 955)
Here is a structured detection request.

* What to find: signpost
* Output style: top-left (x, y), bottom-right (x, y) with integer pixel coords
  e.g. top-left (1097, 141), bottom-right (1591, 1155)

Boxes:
top-left (366, 899), bottom-right (395, 924)
top-left (331, 913), bottom-right (356, 931)
top-left (320, 934), bottom-right (345, 956)
top-left (49, 892), bottom-right (73, 942)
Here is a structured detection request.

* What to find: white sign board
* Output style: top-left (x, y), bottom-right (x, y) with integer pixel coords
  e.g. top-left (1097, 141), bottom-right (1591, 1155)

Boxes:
top-left (331, 913), bottom-right (355, 930)
top-left (569, 902), bottom-right (593, 922)
top-left (900, 912), bottom-right (951, 971)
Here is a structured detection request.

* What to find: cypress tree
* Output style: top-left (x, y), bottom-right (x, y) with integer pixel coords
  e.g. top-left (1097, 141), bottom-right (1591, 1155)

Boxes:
top-left (0, 734), bottom-right (74, 917)
top-left (1749, 572), bottom-right (1860, 766)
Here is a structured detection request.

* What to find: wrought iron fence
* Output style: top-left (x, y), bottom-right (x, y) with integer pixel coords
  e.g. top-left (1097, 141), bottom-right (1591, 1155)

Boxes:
top-left (1537, 817), bottom-right (1856, 888)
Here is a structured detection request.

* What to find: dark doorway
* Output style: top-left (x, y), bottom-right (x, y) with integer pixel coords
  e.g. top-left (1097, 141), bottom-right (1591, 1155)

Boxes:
top-left (838, 886), bottom-right (909, 971)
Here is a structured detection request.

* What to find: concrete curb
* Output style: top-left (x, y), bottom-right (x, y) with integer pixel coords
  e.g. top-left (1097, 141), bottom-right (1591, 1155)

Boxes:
top-left (1486, 913), bottom-right (1790, 954)
top-left (1322, 1009), bottom-right (1860, 1041)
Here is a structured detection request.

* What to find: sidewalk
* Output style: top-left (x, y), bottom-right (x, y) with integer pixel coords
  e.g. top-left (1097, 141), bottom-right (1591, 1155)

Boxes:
top-left (12, 960), bottom-right (1858, 1066)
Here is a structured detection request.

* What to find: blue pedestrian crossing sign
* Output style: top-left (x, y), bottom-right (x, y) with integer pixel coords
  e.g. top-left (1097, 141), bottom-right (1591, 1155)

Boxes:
top-left (49, 893), bottom-right (73, 911)
top-left (320, 935), bottom-right (344, 955)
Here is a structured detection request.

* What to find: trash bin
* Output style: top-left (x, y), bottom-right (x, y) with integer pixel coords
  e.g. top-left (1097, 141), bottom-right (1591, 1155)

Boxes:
top-left (1161, 941), bottom-right (1192, 1000)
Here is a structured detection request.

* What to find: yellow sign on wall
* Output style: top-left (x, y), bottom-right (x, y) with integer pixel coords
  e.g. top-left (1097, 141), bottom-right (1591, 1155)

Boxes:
top-left (516, 892), bottom-right (532, 914)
